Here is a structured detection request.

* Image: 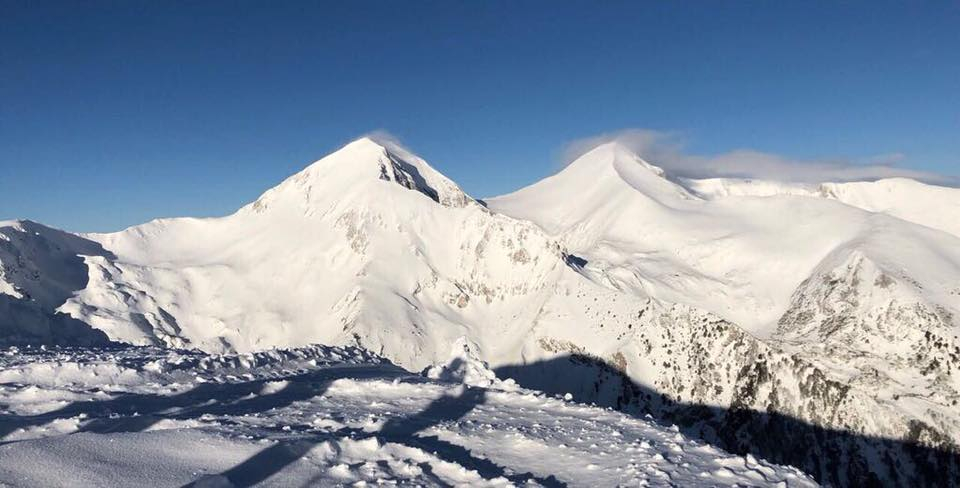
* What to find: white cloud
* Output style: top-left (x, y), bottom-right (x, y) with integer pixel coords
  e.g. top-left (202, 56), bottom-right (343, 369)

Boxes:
top-left (561, 129), bottom-right (955, 185)
top-left (362, 129), bottom-right (406, 149)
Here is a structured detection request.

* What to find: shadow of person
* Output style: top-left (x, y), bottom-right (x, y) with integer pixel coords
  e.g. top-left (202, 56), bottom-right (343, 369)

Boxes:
top-left (190, 440), bottom-right (317, 488)
top-left (191, 379), bottom-right (565, 488)
top-left (378, 384), bottom-right (486, 438)
top-left (376, 385), bottom-right (564, 487)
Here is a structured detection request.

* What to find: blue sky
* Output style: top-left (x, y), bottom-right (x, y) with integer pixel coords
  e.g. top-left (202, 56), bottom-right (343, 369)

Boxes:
top-left (2, 1), bottom-right (958, 232)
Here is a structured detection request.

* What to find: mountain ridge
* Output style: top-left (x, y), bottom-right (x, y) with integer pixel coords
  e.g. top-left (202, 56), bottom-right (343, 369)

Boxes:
top-left (2, 136), bottom-right (959, 485)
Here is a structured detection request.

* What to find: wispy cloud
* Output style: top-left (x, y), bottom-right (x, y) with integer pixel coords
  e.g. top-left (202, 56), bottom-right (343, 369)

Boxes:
top-left (561, 129), bottom-right (955, 185)
top-left (362, 129), bottom-right (406, 149)
top-left (360, 129), bottom-right (426, 164)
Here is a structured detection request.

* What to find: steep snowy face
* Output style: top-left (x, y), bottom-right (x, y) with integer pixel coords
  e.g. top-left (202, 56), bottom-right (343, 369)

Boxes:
top-left (0, 221), bottom-right (112, 346)
top-left (0, 221), bottom-right (110, 307)
top-left (64, 138), bottom-right (565, 367)
top-left (499, 296), bottom-right (959, 486)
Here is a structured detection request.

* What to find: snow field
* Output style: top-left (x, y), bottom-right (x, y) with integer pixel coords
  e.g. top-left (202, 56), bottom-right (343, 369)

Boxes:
top-left (0, 345), bottom-right (816, 487)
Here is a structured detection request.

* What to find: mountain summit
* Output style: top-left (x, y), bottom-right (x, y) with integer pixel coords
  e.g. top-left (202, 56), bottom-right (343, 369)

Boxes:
top-left (244, 137), bottom-right (474, 215)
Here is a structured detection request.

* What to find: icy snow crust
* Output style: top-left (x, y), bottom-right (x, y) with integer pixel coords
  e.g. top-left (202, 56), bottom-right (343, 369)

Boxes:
top-left (0, 344), bottom-right (815, 487)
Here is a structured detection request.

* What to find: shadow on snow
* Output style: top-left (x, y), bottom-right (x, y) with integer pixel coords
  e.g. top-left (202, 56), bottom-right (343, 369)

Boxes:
top-left (495, 353), bottom-right (960, 488)
top-left (0, 358), bottom-right (564, 487)
top-left (1, 344), bottom-right (957, 486)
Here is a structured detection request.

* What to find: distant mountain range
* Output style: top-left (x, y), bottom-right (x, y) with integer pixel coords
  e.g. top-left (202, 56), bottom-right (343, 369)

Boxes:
top-left (3, 137), bottom-right (959, 485)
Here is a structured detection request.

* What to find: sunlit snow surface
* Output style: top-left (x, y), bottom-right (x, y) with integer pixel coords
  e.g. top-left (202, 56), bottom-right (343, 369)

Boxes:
top-left (3, 137), bottom-right (960, 485)
top-left (0, 344), bottom-right (815, 487)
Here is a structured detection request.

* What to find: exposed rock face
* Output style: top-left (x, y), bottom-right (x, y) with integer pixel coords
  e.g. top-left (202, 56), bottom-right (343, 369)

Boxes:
top-left (775, 250), bottom-right (960, 450)
top-left (501, 300), bottom-right (960, 486)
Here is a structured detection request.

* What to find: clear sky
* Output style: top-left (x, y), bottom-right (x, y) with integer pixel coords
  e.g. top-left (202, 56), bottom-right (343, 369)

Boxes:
top-left (2, 1), bottom-right (958, 232)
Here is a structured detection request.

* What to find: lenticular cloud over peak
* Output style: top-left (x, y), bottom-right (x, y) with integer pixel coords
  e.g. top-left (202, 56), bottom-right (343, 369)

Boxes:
top-left (561, 129), bottom-right (956, 185)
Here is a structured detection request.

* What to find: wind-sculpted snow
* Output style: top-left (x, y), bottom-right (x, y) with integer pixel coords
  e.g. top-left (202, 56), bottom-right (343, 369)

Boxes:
top-left (0, 345), bottom-right (815, 487)
top-left (3, 137), bottom-right (960, 485)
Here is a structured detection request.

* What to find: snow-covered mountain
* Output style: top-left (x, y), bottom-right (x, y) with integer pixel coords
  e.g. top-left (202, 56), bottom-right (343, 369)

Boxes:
top-left (2, 137), bottom-right (959, 486)
top-left (58, 138), bottom-right (568, 366)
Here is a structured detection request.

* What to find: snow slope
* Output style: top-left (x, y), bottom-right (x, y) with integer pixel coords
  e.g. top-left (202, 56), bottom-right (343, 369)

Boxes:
top-left (488, 142), bottom-right (960, 339)
top-left (684, 176), bottom-right (960, 238)
top-left (0, 344), bottom-right (815, 487)
top-left (2, 137), bottom-right (959, 485)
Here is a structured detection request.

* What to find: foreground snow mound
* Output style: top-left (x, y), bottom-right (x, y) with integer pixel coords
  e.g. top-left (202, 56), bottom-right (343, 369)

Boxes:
top-left (0, 345), bottom-right (815, 487)
top-left (421, 337), bottom-right (501, 388)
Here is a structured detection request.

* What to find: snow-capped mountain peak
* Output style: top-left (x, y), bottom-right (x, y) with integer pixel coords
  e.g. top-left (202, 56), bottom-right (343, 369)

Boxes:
top-left (244, 137), bottom-right (473, 215)
top-left (486, 141), bottom-right (696, 241)
top-left (561, 141), bottom-right (680, 191)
